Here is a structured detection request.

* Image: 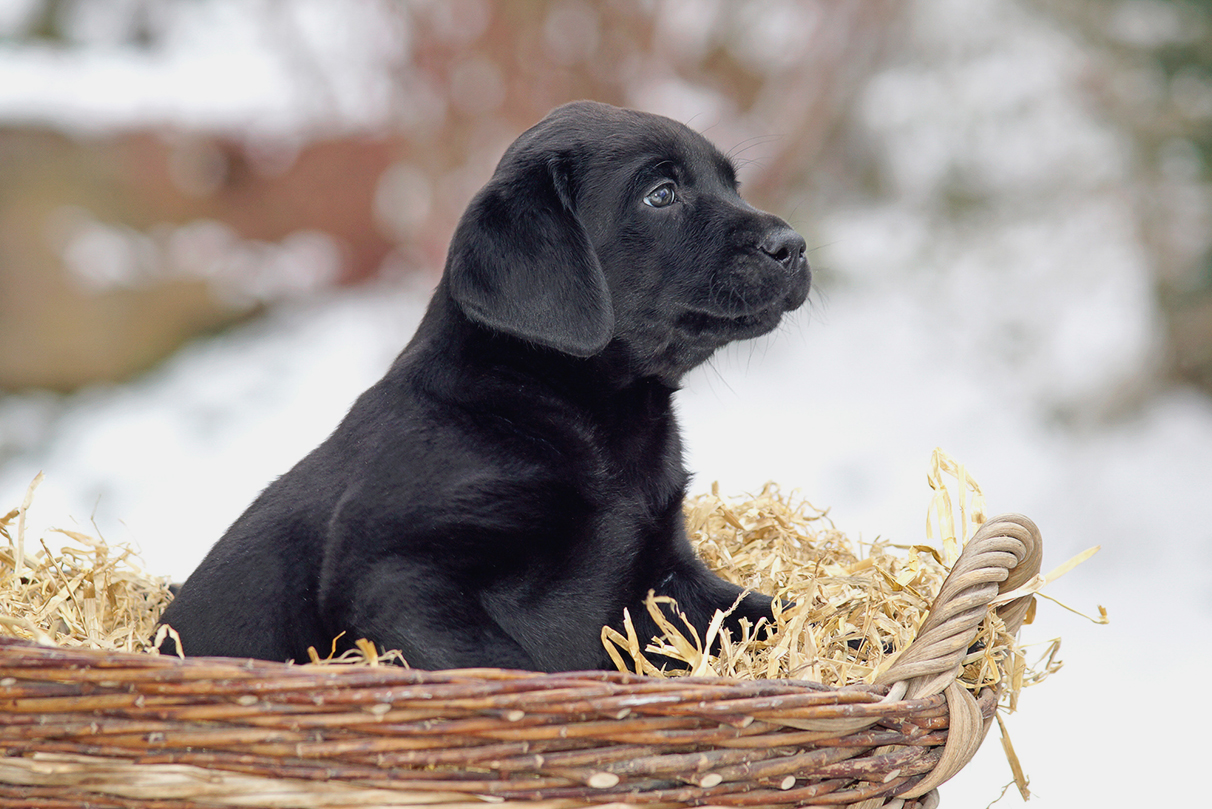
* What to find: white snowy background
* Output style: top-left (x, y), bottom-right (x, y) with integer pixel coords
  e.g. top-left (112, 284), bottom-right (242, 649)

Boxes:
top-left (3, 0), bottom-right (1210, 805)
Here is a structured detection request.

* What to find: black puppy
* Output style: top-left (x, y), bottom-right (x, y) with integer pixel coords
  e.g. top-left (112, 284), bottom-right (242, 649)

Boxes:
top-left (157, 101), bottom-right (811, 670)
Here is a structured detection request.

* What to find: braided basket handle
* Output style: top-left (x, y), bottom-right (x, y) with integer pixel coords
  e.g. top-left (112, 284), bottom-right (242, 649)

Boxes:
top-left (875, 513), bottom-right (1042, 700)
top-left (869, 513), bottom-right (1042, 802)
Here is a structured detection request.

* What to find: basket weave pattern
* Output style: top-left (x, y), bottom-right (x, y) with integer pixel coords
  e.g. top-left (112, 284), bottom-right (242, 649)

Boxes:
top-left (0, 514), bottom-right (1042, 809)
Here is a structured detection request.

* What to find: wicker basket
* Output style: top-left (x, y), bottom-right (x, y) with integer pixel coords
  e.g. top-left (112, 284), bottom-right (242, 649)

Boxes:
top-left (0, 514), bottom-right (1041, 809)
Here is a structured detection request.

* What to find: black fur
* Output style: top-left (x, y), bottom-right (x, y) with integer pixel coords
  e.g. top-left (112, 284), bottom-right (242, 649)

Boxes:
top-left (156, 101), bottom-right (811, 670)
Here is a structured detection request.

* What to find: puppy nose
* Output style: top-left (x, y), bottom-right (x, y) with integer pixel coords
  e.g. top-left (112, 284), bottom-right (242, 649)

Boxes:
top-left (759, 227), bottom-right (806, 271)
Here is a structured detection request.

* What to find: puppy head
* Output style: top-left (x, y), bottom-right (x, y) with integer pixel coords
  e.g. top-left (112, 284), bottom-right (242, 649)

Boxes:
top-left (446, 100), bottom-right (811, 382)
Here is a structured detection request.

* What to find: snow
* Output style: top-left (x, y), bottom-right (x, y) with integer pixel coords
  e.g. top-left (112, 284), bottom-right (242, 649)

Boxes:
top-left (3, 0), bottom-right (1211, 805)
top-left (0, 0), bottom-right (409, 137)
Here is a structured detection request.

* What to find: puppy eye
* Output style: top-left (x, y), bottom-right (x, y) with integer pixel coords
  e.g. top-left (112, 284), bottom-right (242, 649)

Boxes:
top-left (643, 182), bottom-right (677, 208)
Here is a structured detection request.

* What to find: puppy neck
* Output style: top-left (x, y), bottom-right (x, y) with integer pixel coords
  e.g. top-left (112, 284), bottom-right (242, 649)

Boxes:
top-left (410, 285), bottom-right (683, 398)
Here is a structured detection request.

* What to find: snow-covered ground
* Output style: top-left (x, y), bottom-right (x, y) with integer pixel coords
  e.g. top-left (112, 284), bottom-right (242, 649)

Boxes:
top-left (4, 0), bottom-right (1211, 805)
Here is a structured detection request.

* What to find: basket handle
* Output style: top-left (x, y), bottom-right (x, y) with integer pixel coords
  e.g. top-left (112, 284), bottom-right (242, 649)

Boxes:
top-left (874, 512), bottom-right (1042, 700)
top-left (868, 513), bottom-right (1042, 802)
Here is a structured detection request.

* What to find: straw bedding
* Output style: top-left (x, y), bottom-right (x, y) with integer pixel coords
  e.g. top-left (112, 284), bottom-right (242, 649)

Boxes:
top-left (0, 474), bottom-right (173, 654)
top-left (0, 452), bottom-right (1070, 808)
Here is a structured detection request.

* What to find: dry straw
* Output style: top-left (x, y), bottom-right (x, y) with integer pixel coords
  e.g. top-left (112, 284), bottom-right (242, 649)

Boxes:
top-left (603, 449), bottom-right (1084, 724)
top-left (0, 473), bottom-right (173, 654)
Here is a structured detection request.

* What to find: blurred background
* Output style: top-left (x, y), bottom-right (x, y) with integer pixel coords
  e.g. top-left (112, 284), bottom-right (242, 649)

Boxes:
top-left (2, 0), bottom-right (1210, 804)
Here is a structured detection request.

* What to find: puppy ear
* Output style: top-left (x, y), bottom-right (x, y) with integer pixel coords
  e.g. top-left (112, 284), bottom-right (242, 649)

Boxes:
top-left (446, 155), bottom-right (614, 358)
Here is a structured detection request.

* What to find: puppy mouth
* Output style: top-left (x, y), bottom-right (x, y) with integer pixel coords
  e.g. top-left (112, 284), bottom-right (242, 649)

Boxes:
top-left (680, 261), bottom-right (811, 341)
top-left (676, 305), bottom-right (785, 341)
